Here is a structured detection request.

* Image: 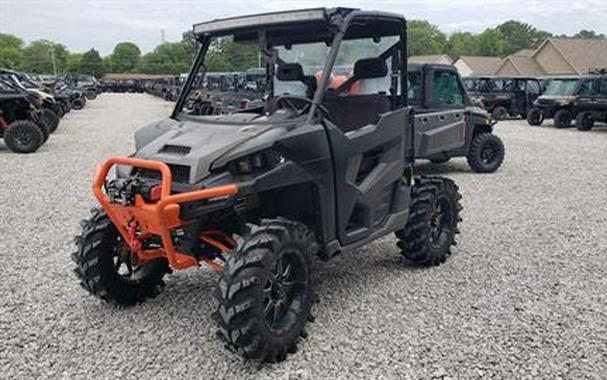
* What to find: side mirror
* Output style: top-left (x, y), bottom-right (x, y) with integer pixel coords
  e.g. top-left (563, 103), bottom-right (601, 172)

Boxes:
top-left (276, 63), bottom-right (305, 81)
top-left (353, 58), bottom-right (388, 80)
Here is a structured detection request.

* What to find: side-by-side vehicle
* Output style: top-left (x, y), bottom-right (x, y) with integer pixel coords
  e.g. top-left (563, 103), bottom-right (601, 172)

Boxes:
top-left (73, 8), bottom-right (467, 363)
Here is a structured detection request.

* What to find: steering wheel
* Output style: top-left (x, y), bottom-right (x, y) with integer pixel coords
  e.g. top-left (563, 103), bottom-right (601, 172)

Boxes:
top-left (276, 95), bottom-right (330, 118)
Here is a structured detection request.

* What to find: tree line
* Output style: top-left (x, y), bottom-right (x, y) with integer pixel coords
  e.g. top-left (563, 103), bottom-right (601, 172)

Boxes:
top-left (0, 20), bottom-right (603, 78)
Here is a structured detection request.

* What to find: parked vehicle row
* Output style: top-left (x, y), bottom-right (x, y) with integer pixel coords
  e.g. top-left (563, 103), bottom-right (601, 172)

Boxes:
top-left (461, 72), bottom-right (607, 131)
top-left (526, 73), bottom-right (607, 131)
top-left (0, 69), bottom-right (98, 153)
top-left (463, 76), bottom-right (543, 120)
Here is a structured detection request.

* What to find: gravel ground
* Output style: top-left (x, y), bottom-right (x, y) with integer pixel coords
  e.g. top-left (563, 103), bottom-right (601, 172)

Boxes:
top-left (1, 94), bottom-right (606, 379)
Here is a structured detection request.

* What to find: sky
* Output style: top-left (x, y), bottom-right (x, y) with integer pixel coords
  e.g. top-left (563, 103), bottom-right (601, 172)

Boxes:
top-left (1, 0), bottom-right (606, 55)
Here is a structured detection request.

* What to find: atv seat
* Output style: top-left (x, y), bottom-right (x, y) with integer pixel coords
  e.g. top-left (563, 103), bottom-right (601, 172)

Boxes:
top-left (322, 57), bottom-right (392, 133)
top-left (323, 93), bottom-right (391, 133)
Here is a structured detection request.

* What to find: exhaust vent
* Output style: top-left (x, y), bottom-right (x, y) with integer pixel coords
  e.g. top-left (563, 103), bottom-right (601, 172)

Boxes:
top-left (160, 145), bottom-right (191, 155)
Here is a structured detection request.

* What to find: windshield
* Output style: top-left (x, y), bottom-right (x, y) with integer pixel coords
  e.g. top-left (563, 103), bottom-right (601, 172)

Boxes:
top-left (543, 79), bottom-right (579, 96)
top-left (274, 36), bottom-right (397, 98)
top-left (175, 25), bottom-right (402, 121)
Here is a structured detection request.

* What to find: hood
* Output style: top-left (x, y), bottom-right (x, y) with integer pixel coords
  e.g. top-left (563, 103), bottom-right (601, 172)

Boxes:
top-left (133, 113), bottom-right (296, 184)
top-left (29, 88), bottom-right (54, 101)
top-left (0, 91), bottom-right (29, 102)
top-left (535, 95), bottom-right (576, 105)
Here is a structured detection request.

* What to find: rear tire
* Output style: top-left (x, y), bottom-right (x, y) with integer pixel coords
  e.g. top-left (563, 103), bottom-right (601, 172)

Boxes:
top-left (41, 109), bottom-right (60, 133)
top-left (214, 218), bottom-right (316, 362)
top-left (576, 112), bottom-right (594, 131)
top-left (36, 120), bottom-right (50, 143)
top-left (85, 90), bottom-right (97, 100)
top-left (492, 106), bottom-right (508, 121)
top-left (3, 120), bottom-right (44, 153)
top-left (72, 208), bottom-right (169, 306)
top-left (52, 103), bottom-right (65, 118)
top-left (71, 97), bottom-right (86, 110)
top-left (553, 109), bottom-right (573, 128)
top-left (466, 132), bottom-right (505, 173)
top-left (527, 108), bottom-right (543, 126)
top-left (396, 176), bottom-right (462, 266)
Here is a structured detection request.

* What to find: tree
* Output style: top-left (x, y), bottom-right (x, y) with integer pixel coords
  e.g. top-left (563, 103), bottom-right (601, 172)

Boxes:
top-left (447, 32), bottom-right (478, 58)
top-left (0, 33), bottom-right (23, 50)
top-left (79, 48), bottom-right (104, 77)
top-left (496, 20), bottom-right (552, 54)
top-left (476, 28), bottom-right (509, 56)
top-left (111, 42), bottom-right (141, 72)
top-left (23, 40), bottom-right (69, 74)
top-left (0, 34), bottom-right (25, 70)
top-left (573, 30), bottom-right (605, 39)
top-left (139, 42), bottom-right (191, 75)
top-left (407, 20), bottom-right (448, 56)
top-left (204, 37), bottom-right (258, 72)
top-left (181, 30), bottom-right (197, 60)
top-left (66, 53), bottom-right (83, 73)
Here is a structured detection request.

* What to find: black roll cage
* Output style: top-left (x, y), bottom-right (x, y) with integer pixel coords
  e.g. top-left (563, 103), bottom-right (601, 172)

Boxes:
top-left (172, 9), bottom-right (408, 121)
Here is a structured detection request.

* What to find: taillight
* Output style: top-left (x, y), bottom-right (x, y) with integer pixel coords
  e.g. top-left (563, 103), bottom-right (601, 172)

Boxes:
top-left (240, 99), bottom-right (249, 109)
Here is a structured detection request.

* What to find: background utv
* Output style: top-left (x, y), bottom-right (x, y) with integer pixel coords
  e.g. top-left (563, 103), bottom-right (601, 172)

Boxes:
top-left (528, 74), bottom-right (607, 130)
top-left (409, 64), bottom-right (505, 173)
top-left (73, 8), bottom-right (464, 363)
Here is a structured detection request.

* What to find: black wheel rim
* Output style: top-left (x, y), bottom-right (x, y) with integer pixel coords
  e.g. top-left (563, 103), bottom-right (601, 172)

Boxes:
top-left (480, 141), bottom-right (497, 165)
top-left (263, 250), bottom-right (307, 332)
top-left (429, 195), bottom-right (454, 249)
top-left (583, 114), bottom-right (593, 128)
top-left (15, 130), bottom-right (33, 146)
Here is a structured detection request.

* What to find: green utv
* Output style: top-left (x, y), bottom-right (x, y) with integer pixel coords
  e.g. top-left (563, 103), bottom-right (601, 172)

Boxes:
top-left (73, 8), bottom-right (465, 363)
top-left (409, 64), bottom-right (505, 173)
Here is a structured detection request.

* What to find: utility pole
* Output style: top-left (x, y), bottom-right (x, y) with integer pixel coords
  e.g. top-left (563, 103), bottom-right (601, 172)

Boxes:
top-left (48, 46), bottom-right (57, 76)
top-left (161, 29), bottom-right (166, 44)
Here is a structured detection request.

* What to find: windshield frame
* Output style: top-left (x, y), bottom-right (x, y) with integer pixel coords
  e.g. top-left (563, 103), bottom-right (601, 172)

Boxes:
top-left (172, 10), bottom-right (407, 122)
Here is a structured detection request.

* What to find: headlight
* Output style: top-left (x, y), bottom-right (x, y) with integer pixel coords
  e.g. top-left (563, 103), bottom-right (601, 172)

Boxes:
top-left (228, 149), bottom-right (285, 175)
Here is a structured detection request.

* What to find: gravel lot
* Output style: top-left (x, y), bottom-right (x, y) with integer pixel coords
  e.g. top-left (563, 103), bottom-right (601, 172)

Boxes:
top-left (1, 94), bottom-right (606, 379)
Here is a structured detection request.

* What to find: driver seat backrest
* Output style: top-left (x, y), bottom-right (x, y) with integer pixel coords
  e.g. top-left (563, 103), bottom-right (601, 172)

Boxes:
top-left (324, 94), bottom-right (391, 133)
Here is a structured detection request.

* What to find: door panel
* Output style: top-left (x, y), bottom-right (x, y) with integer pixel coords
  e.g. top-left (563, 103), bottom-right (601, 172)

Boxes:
top-left (325, 107), bottom-right (411, 246)
top-left (413, 110), bottom-right (466, 157)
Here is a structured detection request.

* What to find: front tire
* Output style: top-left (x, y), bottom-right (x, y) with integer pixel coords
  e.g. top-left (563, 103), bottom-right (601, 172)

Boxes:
top-left (41, 109), bottom-right (61, 133)
top-left (466, 132), bottom-right (505, 173)
top-left (396, 176), bottom-right (462, 266)
top-left (36, 120), bottom-right (50, 143)
top-left (554, 109), bottom-right (573, 128)
top-left (85, 90), bottom-right (97, 100)
top-left (576, 112), bottom-right (594, 131)
top-left (72, 208), bottom-right (169, 306)
top-left (3, 120), bottom-right (44, 153)
top-left (71, 97), bottom-right (86, 110)
top-left (214, 218), bottom-right (316, 362)
top-left (492, 106), bottom-right (509, 121)
top-left (527, 108), bottom-right (543, 126)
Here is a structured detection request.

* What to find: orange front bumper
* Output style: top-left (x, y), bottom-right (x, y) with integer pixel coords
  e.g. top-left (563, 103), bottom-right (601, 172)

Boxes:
top-left (93, 157), bottom-right (239, 270)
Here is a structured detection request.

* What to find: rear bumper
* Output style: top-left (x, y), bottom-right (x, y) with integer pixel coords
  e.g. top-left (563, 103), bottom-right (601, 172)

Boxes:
top-left (93, 157), bottom-right (239, 270)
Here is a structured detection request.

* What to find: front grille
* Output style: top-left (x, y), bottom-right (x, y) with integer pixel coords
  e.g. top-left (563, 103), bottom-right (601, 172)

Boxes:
top-left (136, 164), bottom-right (190, 183)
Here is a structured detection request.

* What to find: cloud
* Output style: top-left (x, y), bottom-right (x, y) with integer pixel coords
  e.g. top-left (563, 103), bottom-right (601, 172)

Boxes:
top-left (1, 0), bottom-right (606, 54)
